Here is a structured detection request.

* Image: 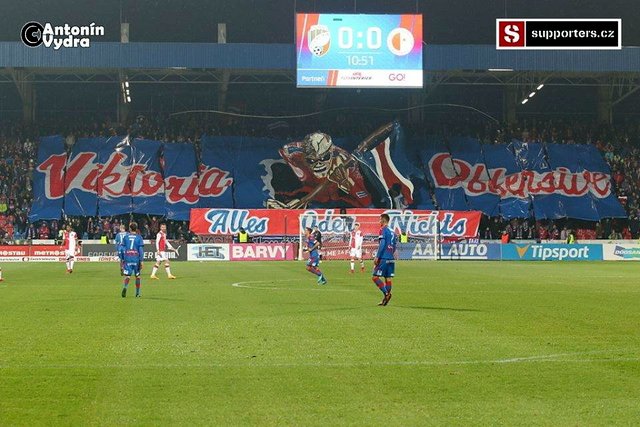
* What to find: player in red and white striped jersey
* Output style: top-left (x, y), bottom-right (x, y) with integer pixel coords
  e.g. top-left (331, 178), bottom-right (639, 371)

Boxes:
top-left (63, 225), bottom-right (78, 273)
top-left (150, 224), bottom-right (177, 279)
top-left (349, 222), bottom-right (365, 273)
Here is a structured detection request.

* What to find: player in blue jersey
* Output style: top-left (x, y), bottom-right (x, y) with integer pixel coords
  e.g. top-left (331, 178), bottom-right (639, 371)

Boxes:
top-left (114, 223), bottom-right (128, 275)
top-left (372, 213), bottom-right (397, 306)
top-left (303, 227), bottom-right (327, 285)
top-left (119, 222), bottom-right (144, 298)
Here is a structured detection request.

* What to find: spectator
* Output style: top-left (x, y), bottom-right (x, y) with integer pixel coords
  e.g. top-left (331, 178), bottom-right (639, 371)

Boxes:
top-left (38, 222), bottom-right (50, 239)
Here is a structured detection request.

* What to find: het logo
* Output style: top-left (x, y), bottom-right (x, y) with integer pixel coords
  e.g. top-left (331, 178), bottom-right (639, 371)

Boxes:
top-left (497, 20), bottom-right (525, 48)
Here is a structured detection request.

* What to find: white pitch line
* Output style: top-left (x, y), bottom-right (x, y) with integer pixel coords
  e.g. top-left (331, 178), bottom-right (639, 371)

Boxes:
top-left (1, 357), bottom-right (638, 370)
top-left (1, 350), bottom-right (636, 370)
top-left (231, 279), bottom-right (360, 292)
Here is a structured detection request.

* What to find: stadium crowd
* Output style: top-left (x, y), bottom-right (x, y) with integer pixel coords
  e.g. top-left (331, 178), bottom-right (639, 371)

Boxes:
top-left (1, 114), bottom-right (640, 244)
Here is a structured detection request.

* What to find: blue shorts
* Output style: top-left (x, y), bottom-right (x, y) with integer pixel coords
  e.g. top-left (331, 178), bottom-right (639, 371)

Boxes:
top-left (123, 262), bottom-right (141, 277)
top-left (306, 256), bottom-right (319, 268)
top-left (373, 260), bottom-right (395, 278)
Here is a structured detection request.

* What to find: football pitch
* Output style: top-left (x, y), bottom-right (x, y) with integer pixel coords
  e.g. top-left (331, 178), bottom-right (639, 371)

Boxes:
top-left (1, 261), bottom-right (639, 426)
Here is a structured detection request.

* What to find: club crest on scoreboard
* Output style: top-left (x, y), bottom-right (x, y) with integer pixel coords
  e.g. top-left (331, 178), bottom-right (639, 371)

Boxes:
top-left (308, 24), bottom-right (331, 57)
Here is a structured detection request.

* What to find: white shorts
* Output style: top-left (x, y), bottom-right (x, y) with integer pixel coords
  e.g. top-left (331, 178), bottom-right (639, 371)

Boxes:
top-left (156, 251), bottom-right (169, 262)
top-left (349, 248), bottom-right (363, 259)
top-left (65, 250), bottom-right (75, 259)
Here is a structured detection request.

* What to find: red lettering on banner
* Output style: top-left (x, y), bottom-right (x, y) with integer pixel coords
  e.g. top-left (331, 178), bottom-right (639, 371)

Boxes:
top-left (189, 208), bottom-right (483, 239)
top-left (590, 172), bottom-right (611, 197)
top-left (467, 165), bottom-right (487, 193)
top-left (37, 152), bottom-right (232, 203)
top-left (165, 174), bottom-right (200, 204)
top-left (198, 165), bottom-right (233, 197)
top-left (428, 152), bottom-right (613, 199)
top-left (130, 165), bottom-right (164, 196)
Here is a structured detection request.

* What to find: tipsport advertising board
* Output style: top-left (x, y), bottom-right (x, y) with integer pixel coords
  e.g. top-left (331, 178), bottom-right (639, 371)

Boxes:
top-left (501, 244), bottom-right (603, 261)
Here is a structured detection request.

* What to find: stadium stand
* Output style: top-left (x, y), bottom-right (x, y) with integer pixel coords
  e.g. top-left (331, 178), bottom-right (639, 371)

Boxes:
top-left (1, 114), bottom-right (639, 243)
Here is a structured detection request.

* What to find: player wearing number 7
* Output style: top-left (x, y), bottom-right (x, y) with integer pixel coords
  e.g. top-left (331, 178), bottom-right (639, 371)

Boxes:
top-left (372, 213), bottom-right (397, 306)
top-left (150, 223), bottom-right (177, 280)
top-left (120, 222), bottom-right (144, 298)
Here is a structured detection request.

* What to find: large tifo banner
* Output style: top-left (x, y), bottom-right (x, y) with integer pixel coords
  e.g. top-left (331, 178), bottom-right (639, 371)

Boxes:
top-left (421, 136), bottom-right (625, 220)
top-left (31, 123), bottom-right (625, 221)
top-left (189, 208), bottom-right (482, 238)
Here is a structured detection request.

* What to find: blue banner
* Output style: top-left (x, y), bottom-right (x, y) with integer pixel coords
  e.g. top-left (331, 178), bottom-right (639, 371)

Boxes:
top-left (198, 137), bottom-right (234, 209)
top-left (510, 141), bottom-right (563, 220)
top-left (30, 136), bottom-right (66, 221)
top-left (420, 136), bottom-right (469, 210)
top-left (543, 144), bottom-right (597, 220)
top-left (576, 145), bottom-right (626, 218)
top-left (64, 137), bottom-right (102, 217)
top-left (97, 136), bottom-right (132, 217)
top-left (477, 144), bottom-right (531, 218)
top-left (228, 137), bottom-right (283, 208)
top-left (510, 141), bottom-right (547, 171)
top-left (31, 126), bottom-right (625, 221)
top-left (448, 136), bottom-right (499, 216)
top-left (501, 243), bottom-right (603, 261)
top-left (163, 143), bottom-right (199, 220)
top-left (131, 139), bottom-right (165, 216)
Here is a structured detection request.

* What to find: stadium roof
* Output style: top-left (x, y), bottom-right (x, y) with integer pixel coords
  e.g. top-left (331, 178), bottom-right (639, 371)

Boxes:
top-left (1, 42), bottom-right (640, 73)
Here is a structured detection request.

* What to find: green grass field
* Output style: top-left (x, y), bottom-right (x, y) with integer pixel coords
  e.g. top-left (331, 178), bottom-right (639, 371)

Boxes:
top-left (1, 260), bottom-right (639, 426)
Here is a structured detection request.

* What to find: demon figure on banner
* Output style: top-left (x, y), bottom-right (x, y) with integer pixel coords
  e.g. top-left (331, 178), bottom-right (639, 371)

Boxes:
top-left (264, 121), bottom-right (418, 209)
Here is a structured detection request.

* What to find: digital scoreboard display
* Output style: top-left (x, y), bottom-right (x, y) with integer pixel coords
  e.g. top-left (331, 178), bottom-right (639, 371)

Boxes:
top-left (296, 14), bottom-right (423, 88)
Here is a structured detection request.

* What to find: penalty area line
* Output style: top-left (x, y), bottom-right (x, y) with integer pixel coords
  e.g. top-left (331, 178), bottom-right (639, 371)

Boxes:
top-left (231, 279), bottom-right (359, 291)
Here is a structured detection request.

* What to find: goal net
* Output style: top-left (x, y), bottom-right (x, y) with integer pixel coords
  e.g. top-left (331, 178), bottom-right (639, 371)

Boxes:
top-left (298, 213), bottom-right (441, 262)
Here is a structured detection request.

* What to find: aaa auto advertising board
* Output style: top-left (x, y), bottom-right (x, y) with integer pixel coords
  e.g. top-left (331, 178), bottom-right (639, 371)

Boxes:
top-left (602, 244), bottom-right (640, 261)
top-left (189, 208), bottom-right (482, 238)
top-left (408, 242), bottom-right (502, 260)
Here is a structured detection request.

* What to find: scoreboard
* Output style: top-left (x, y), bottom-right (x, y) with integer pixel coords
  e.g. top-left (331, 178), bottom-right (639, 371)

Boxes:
top-left (296, 14), bottom-right (423, 88)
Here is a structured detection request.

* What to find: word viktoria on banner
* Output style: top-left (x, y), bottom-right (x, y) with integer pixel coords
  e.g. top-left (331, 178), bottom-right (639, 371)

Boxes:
top-left (36, 152), bottom-right (232, 203)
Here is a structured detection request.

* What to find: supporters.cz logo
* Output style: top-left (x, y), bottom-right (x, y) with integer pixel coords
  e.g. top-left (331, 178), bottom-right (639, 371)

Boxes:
top-left (497, 21), bottom-right (525, 48)
top-left (21, 21), bottom-right (105, 49)
top-left (496, 19), bottom-right (621, 50)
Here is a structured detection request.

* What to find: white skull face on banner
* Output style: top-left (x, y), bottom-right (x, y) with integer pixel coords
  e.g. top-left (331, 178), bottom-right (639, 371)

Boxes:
top-left (303, 132), bottom-right (334, 178)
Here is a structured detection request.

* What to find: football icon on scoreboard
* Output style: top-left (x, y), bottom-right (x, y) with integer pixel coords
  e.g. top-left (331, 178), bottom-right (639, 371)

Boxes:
top-left (308, 24), bottom-right (331, 57)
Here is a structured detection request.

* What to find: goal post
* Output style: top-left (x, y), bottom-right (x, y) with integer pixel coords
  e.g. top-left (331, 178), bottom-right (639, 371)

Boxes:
top-left (298, 212), bottom-right (441, 262)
